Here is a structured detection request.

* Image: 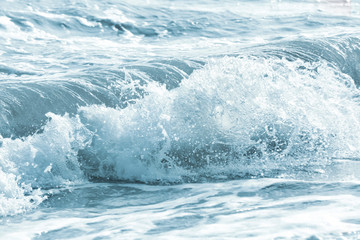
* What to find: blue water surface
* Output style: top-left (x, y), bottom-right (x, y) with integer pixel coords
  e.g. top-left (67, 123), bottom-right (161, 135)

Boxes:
top-left (1, 0), bottom-right (360, 239)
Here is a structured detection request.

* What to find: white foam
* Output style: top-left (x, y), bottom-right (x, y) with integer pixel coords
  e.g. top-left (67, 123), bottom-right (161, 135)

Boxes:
top-left (78, 56), bottom-right (360, 181)
top-left (0, 113), bottom-right (91, 216)
top-left (2, 56), bottom-right (360, 215)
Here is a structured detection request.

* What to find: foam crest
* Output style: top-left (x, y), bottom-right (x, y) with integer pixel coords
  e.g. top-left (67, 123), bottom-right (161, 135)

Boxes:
top-left (78, 83), bottom-right (188, 183)
top-left (78, 56), bottom-right (360, 182)
top-left (2, 55), bottom-right (360, 215)
top-left (0, 113), bottom-right (91, 216)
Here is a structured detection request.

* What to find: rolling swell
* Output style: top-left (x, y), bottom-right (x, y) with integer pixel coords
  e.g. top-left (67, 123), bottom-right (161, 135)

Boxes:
top-left (0, 60), bottom-right (198, 138)
top-left (261, 37), bottom-right (360, 86)
top-left (1, 3), bottom-right (244, 39)
top-left (2, 37), bottom-right (360, 138)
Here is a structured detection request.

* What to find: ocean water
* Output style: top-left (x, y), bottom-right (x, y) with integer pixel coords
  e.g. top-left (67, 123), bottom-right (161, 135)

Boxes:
top-left (1, 0), bottom-right (360, 239)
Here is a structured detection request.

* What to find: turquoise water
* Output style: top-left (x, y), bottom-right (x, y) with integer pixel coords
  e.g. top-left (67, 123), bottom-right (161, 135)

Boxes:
top-left (1, 0), bottom-right (360, 239)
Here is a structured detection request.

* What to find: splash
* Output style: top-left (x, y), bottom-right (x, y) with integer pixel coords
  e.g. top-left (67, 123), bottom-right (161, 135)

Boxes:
top-left (79, 56), bottom-right (360, 181)
top-left (2, 55), bottom-right (360, 216)
top-left (0, 113), bottom-right (91, 216)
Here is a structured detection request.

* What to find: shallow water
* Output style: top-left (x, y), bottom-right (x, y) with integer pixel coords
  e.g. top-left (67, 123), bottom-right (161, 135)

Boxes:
top-left (2, 0), bottom-right (360, 239)
top-left (3, 178), bottom-right (360, 239)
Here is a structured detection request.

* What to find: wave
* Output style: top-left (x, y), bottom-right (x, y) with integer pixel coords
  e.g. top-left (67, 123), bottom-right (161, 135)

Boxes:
top-left (0, 59), bottom-right (199, 138)
top-left (76, 56), bottom-right (360, 182)
top-left (1, 4), bottom-right (238, 39)
top-left (2, 46), bottom-right (360, 215)
top-left (260, 37), bottom-right (360, 86)
top-left (3, 0), bottom-right (358, 42)
top-left (0, 64), bottom-right (37, 76)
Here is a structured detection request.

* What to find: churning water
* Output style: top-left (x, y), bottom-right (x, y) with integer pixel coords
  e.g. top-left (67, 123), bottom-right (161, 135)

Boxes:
top-left (1, 0), bottom-right (360, 239)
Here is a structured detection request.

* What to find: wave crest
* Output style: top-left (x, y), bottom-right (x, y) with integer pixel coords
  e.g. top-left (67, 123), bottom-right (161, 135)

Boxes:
top-left (2, 56), bottom-right (360, 216)
top-left (78, 56), bottom-right (360, 181)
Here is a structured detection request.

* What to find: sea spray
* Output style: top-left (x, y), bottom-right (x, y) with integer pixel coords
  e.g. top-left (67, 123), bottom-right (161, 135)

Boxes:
top-left (78, 56), bottom-right (360, 181)
top-left (0, 113), bottom-right (91, 216)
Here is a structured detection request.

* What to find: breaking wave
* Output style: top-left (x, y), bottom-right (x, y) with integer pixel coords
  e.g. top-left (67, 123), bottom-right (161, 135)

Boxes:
top-left (2, 47), bottom-right (360, 215)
